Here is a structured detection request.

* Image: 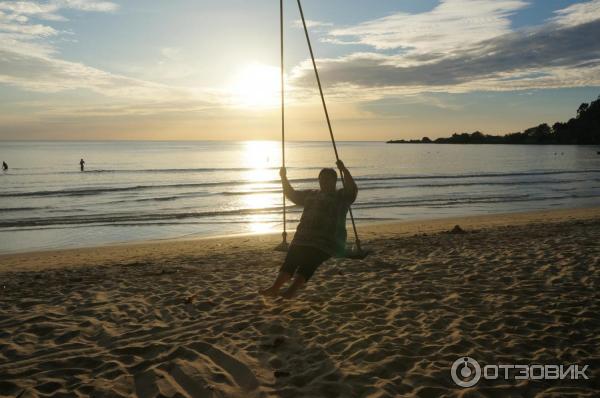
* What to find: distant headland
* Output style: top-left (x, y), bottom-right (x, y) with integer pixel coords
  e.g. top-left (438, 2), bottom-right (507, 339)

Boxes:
top-left (387, 96), bottom-right (600, 145)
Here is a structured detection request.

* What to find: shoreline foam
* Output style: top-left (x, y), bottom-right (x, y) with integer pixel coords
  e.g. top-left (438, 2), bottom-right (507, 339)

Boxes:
top-left (2, 206), bottom-right (598, 271)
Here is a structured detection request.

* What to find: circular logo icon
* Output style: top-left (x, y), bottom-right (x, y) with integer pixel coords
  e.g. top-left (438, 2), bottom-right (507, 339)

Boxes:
top-left (451, 357), bottom-right (481, 387)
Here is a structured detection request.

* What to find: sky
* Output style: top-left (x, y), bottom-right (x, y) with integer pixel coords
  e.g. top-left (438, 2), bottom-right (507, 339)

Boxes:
top-left (1, 0), bottom-right (600, 141)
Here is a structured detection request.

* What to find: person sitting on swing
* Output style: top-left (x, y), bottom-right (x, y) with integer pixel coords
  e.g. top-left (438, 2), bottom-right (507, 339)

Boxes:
top-left (260, 160), bottom-right (358, 299)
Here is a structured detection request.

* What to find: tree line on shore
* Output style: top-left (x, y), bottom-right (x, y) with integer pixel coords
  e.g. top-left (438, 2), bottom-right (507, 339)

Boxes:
top-left (387, 95), bottom-right (600, 145)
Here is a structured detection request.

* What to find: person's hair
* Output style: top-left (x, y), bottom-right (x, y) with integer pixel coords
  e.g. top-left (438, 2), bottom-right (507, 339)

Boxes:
top-left (319, 168), bottom-right (337, 180)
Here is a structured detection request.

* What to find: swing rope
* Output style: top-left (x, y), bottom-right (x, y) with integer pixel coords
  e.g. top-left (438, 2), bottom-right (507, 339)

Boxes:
top-left (279, 0), bottom-right (288, 248)
top-left (276, 0), bottom-right (364, 255)
top-left (296, 0), bottom-right (363, 253)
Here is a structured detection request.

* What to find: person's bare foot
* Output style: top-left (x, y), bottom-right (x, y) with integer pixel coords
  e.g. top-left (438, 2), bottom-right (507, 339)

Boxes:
top-left (279, 276), bottom-right (305, 300)
top-left (259, 286), bottom-right (279, 297)
top-left (279, 288), bottom-right (296, 300)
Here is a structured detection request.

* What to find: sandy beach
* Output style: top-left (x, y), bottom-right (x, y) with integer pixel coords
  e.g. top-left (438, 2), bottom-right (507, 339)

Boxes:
top-left (1, 207), bottom-right (599, 397)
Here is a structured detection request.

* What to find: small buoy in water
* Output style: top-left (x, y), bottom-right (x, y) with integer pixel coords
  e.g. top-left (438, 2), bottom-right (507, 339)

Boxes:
top-left (597, 151), bottom-right (600, 155)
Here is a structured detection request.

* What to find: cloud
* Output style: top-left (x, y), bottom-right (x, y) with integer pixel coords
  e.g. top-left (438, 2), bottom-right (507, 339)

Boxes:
top-left (0, 0), bottom-right (119, 55)
top-left (328, 0), bottom-right (527, 55)
top-left (551, 0), bottom-right (600, 27)
top-left (0, 0), bottom-right (235, 119)
top-left (0, 0), bottom-right (220, 107)
top-left (0, 0), bottom-right (118, 17)
top-left (0, 1), bottom-right (58, 18)
top-left (17, 99), bottom-right (219, 119)
top-left (0, 0), bottom-right (117, 23)
top-left (293, 19), bottom-right (333, 29)
top-left (290, 0), bottom-right (600, 100)
top-left (0, 1), bottom-right (133, 98)
top-left (0, 48), bottom-right (188, 99)
top-left (160, 47), bottom-right (181, 60)
top-left (0, 20), bottom-right (57, 37)
top-left (55, 0), bottom-right (118, 12)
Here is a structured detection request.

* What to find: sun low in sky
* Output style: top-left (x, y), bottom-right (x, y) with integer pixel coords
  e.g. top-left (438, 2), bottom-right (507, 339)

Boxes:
top-left (1, 0), bottom-right (600, 141)
top-left (228, 63), bottom-right (281, 109)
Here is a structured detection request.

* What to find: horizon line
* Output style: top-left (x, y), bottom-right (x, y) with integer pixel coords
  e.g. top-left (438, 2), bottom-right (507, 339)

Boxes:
top-left (0, 139), bottom-right (387, 143)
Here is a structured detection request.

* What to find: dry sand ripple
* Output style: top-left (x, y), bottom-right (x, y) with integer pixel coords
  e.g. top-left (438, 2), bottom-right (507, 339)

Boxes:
top-left (0, 209), bottom-right (599, 397)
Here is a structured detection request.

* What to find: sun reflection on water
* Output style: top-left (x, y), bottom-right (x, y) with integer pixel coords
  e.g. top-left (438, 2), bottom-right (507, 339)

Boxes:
top-left (241, 141), bottom-right (281, 233)
top-left (242, 140), bottom-right (279, 181)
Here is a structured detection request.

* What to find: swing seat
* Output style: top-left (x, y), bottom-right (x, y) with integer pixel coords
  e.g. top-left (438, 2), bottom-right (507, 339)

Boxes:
top-left (341, 240), bottom-right (372, 259)
top-left (345, 247), bottom-right (372, 260)
top-left (273, 0), bottom-right (367, 261)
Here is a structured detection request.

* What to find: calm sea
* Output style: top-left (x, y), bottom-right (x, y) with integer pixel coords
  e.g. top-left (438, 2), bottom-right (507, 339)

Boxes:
top-left (1, 141), bottom-right (599, 253)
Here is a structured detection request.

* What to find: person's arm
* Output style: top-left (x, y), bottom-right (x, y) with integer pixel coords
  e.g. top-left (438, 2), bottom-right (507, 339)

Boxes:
top-left (337, 160), bottom-right (358, 204)
top-left (280, 167), bottom-right (308, 206)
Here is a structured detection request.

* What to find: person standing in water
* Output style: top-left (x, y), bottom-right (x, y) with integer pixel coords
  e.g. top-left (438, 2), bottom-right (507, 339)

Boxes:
top-left (80, 158), bottom-right (85, 172)
top-left (2, 161), bottom-right (7, 171)
top-left (260, 160), bottom-right (358, 299)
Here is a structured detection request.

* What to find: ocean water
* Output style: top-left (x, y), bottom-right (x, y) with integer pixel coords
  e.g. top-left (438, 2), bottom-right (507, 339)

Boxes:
top-left (1, 140), bottom-right (599, 253)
